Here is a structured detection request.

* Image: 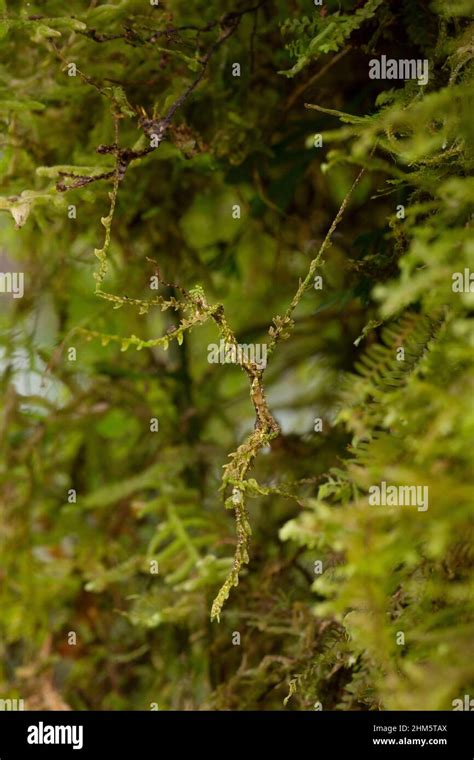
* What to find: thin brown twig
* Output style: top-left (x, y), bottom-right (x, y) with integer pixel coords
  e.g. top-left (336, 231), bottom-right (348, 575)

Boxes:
top-left (54, 1), bottom-right (269, 193)
top-left (285, 46), bottom-right (351, 112)
top-left (267, 158), bottom-right (371, 358)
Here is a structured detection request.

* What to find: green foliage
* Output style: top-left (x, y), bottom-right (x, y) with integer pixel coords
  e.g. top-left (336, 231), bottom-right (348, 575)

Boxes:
top-left (0, 0), bottom-right (472, 711)
top-left (281, 0), bottom-right (384, 77)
